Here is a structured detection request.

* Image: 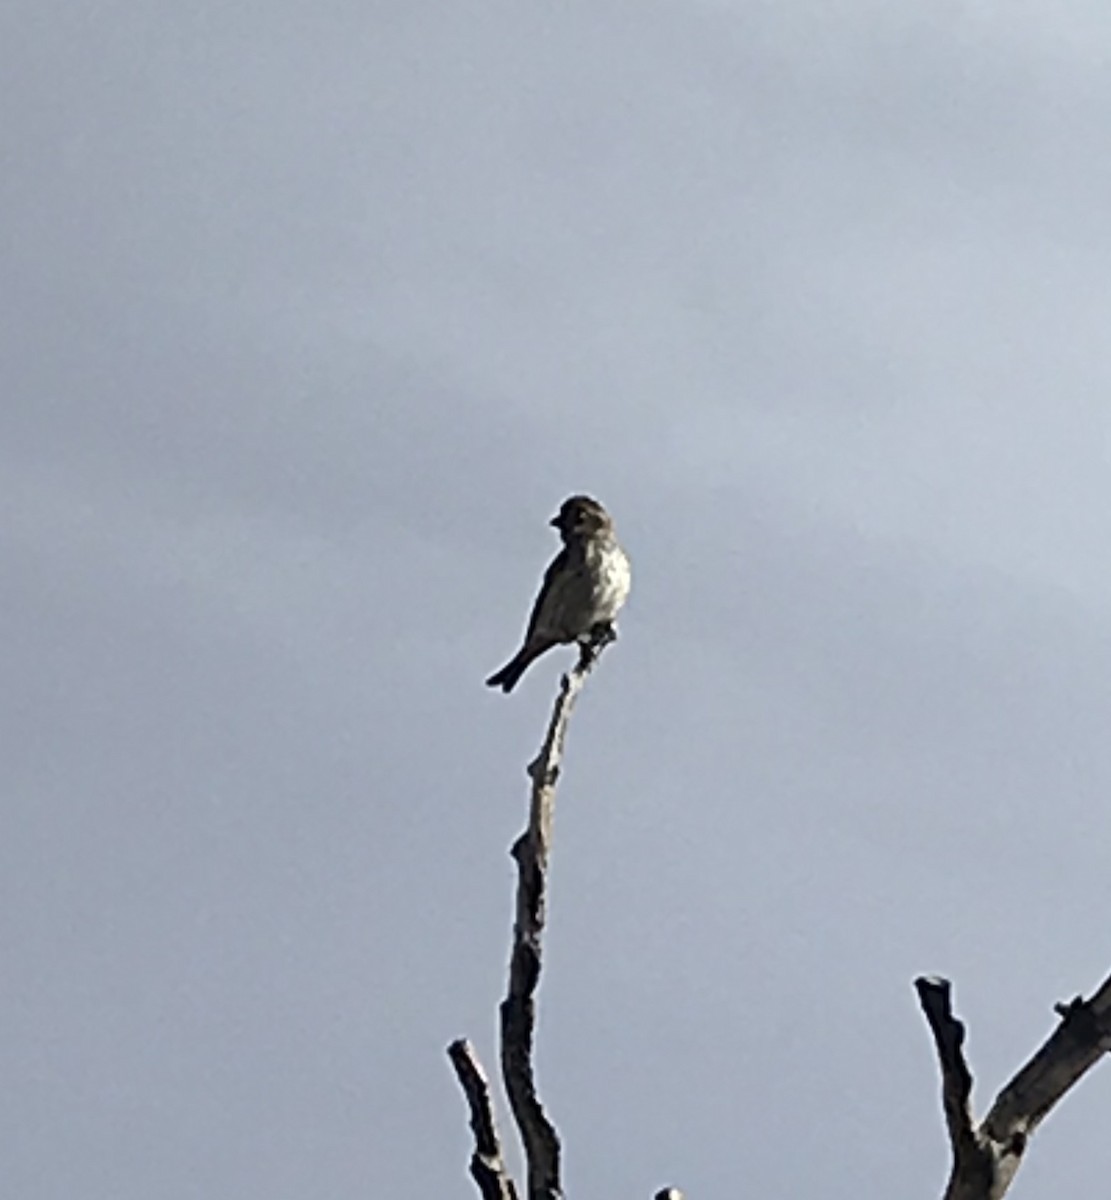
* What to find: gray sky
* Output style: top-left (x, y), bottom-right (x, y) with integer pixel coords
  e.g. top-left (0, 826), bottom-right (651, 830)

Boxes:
top-left (6, 1), bottom-right (1111, 1196)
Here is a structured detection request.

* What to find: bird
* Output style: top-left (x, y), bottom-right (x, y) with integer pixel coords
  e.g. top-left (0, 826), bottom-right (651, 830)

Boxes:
top-left (485, 495), bottom-right (631, 693)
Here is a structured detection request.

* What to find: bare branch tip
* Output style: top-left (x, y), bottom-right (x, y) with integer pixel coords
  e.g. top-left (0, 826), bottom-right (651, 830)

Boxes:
top-left (915, 977), bottom-right (961, 1030)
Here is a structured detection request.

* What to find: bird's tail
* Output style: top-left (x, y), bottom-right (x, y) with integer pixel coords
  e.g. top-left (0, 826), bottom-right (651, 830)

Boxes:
top-left (484, 657), bottom-right (528, 693)
top-left (484, 640), bottom-right (555, 693)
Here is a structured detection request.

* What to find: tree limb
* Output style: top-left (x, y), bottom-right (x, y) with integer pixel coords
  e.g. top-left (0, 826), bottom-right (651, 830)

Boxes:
top-left (447, 1039), bottom-right (520, 1200)
top-left (498, 649), bottom-right (594, 1200)
top-left (500, 631), bottom-right (622, 1200)
top-left (915, 977), bottom-right (996, 1199)
top-left (915, 970), bottom-right (1111, 1200)
top-left (450, 629), bottom-right (622, 1200)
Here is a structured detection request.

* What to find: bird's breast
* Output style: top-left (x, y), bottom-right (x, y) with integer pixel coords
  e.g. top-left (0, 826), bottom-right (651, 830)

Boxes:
top-left (587, 542), bottom-right (631, 620)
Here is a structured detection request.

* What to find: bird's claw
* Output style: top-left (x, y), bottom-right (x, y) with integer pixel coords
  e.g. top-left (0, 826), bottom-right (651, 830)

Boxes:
top-left (576, 622), bottom-right (617, 672)
top-left (589, 621), bottom-right (617, 648)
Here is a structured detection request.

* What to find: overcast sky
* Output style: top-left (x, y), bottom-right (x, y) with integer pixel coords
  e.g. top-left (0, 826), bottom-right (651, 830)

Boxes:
top-left (6, 1), bottom-right (1111, 1197)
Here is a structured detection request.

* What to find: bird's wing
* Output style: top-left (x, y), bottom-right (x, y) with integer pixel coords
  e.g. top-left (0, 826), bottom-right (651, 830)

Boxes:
top-left (523, 548), bottom-right (569, 642)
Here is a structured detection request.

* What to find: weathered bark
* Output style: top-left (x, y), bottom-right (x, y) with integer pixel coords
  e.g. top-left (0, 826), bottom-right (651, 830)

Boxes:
top-left (447, 1039), bottom-right (519, 1200)
top-left (496, 661), bottom-right (585, 1200)
top-left (451, 631), bottom-right (633, 1200)
top-left (916, 970), bottom-right (1111, 1200)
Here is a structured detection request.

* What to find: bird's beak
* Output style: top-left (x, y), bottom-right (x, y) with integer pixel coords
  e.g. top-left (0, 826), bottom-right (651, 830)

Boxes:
top-left (549, 514), bottom-right (561, 528)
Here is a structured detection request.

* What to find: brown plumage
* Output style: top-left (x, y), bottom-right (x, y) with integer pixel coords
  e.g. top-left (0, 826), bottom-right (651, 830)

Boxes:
top-left (486, 496), bottom-right (631, 693)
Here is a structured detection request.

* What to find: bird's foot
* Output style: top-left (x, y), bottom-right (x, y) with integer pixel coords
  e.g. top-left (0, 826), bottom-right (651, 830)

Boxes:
top-left (589, 621), bottom-right (617, 648)
top-left (576, 622), bottom-right (617, 672)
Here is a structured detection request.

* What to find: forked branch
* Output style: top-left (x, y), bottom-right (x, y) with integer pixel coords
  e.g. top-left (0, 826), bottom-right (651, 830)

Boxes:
top-left (915, 970), bottom-right (1111, 1200)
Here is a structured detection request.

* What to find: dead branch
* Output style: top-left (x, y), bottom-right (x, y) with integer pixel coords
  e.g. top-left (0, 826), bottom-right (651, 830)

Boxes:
top-left (498, 652), bottom-right (593, 1200)
top-left (915, 970), bottom-right (1111, 1200)
top-left (451, 631), bottom-right (628, 1200)
top-left (447, 1039), bottom-right (519, 1200)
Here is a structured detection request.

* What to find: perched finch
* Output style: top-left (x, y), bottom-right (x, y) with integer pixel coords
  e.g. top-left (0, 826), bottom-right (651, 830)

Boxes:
top-left (486, 495), bottom-right (632, 693)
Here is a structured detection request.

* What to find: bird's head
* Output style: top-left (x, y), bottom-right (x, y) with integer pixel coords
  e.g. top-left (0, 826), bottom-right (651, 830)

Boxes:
top-left (550, 495), bottom-right (612, 539)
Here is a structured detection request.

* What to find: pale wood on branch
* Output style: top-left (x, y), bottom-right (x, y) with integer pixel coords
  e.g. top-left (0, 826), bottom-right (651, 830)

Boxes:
top-left (451, 629), bottom-right (626, 1200)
